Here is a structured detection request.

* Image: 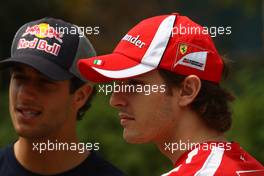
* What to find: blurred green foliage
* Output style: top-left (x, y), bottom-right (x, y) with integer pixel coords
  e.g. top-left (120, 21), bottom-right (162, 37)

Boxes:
top-left (227, 57), bottom-right (264, 164)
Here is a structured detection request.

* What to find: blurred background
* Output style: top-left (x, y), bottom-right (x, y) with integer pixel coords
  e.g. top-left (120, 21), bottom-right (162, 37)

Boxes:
top-left (0, 0), bottom-right (263, 175)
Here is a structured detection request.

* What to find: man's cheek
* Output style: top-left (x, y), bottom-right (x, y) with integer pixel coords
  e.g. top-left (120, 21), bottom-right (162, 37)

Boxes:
top-left (9, 92), bottom-right (17, 118)
top-left (48, 100), bottom-right (72, 118)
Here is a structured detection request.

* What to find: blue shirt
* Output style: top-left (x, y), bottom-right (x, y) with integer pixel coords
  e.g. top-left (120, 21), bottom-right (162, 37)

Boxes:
top-left (0, 145), bottom-right (125, 176)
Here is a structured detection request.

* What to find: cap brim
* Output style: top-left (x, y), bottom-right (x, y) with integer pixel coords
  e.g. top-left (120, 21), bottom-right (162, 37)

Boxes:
top-left (78, 53), bottom-right (155, 83)
top-left (0, 55), bottom-right (73, 81)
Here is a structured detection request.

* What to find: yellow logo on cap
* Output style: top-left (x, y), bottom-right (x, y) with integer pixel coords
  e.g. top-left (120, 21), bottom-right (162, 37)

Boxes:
top-left (179, 44), bottom-right (188, 55)
top-left (22, 23), bottom-right (63, 43)
top-left (35, 23), bottom-right (50, 38)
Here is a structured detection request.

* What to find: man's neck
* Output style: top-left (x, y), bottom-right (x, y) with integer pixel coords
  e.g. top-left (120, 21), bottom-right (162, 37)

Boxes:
top-left (156, 132), bottom-right (227, 165)
top-left (155, 111), bottom-right (227, 165)
top-left (14, 136), bottom-right (90, 175)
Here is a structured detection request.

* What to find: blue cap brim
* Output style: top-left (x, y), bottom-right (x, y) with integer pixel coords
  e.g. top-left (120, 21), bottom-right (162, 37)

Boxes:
top-left (0, 55), bottom-right (73, 81)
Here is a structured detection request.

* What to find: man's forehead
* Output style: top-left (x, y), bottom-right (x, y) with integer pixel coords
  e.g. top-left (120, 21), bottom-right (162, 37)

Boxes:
top-left (133, 70), bottom-right (163, 81)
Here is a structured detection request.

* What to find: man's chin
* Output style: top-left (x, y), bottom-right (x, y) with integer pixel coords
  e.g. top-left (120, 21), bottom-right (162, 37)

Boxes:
top-left (14, 127), bottom-right (48, 139)
top-left (123, 132), bottom-right (149, 144)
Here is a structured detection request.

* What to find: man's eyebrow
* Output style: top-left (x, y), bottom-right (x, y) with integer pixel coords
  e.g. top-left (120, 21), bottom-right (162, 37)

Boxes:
top-left (127, 78), bottom-right (146, 84)
top-left (131, 78), bottom-right (145, 82)
top-left (39, 76), bottom-right (57, 83)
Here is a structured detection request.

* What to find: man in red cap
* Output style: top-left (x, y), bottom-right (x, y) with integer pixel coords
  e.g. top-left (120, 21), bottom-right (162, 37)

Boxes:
top-left (78, 13), bottom-right (264, 175)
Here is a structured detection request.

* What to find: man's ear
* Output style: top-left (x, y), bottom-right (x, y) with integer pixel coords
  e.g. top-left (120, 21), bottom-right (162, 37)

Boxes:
top-left (73, 83), bottom-right (93, 109)
top-left (177, 75), bottom-right (201, 107)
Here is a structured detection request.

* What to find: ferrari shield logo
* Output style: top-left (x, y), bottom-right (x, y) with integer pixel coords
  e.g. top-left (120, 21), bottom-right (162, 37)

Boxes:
top-left (179, 44), bottom-right (188, 55)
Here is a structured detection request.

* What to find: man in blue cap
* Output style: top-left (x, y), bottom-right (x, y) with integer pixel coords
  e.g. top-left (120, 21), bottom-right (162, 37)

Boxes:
top-left (0, 17), bottom-right (124, 176)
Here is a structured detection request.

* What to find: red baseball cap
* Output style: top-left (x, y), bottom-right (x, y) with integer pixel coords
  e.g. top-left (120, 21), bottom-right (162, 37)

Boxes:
top-left (78, 13), bottom-right (223, 83)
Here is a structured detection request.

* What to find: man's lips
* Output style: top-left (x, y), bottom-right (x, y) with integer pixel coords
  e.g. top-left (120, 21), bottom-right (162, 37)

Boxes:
top-left (119, 112), bottom-right (135, 126)
top-left (15, 105), bottom-right (42, 119)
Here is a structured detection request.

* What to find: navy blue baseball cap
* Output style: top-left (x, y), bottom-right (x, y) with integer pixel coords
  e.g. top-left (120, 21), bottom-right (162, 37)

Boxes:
top-left (0, 17), bottom-right (96, 81)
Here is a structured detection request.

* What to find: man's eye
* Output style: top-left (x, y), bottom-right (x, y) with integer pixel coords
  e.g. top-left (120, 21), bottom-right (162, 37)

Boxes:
top-left (13, 74), bottom-right (27, 80)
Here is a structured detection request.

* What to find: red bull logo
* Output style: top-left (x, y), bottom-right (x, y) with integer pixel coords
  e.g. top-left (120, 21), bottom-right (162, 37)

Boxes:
top-left (22, 23), bottom-right (63, 43)
top-left (17, 38), bottom-right (61, 56)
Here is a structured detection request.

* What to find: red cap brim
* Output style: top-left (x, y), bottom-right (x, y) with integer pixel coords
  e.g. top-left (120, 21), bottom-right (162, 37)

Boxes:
top-left (78, 53), bottom-right (155, 83)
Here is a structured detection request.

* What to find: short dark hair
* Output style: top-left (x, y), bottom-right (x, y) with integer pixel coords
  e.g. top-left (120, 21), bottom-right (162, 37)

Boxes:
top-left (159, 59), bottom-right (235, 132)
top-left (69, 76), bottom-right (96, 120)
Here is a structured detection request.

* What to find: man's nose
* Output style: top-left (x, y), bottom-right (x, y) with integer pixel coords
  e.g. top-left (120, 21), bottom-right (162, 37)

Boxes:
top-left (109, 91), bottom-right (128, 108)
top-left (17, 82), bottom-right (38, 102)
